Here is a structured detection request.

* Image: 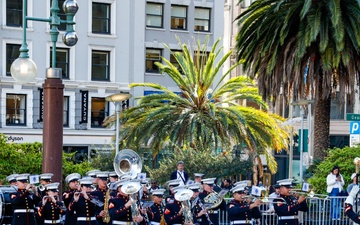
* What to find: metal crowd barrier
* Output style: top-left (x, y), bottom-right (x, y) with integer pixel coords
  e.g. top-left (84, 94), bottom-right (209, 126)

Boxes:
top-left (219, 196), bottom-right (355, 225)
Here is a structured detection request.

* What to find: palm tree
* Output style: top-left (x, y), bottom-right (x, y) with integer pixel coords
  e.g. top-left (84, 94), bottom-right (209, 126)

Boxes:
top-left (235, 0), bottom-right (360, 160)
top-left (112, 38), bottom-right (290, 179)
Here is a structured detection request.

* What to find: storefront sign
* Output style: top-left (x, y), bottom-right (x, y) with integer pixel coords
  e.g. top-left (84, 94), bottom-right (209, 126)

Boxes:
top-left (81, 90), bottom-right (88, 123)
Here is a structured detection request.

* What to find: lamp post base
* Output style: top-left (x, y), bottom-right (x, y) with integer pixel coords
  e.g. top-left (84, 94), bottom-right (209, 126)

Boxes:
top-left (42, 75), bottom-right (64, 194)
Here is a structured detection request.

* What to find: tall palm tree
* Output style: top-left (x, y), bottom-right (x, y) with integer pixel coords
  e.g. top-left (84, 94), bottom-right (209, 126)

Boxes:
top-left (235, 0), bottom-right (360, 160)
top-left (112, 38), bottom-right (290, 178)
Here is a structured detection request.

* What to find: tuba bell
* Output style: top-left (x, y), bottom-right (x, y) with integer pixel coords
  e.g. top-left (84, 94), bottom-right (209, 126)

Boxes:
top-left (114, 149), bottom-right (142, 179)
top-left (121, 181), bottom-right (142, 224)
top-left (174, 189), bottom-right (194, 224)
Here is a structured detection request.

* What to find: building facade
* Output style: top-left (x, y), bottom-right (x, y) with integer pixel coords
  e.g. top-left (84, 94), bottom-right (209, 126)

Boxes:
top-left (0, 0), bottom-right (224, 159)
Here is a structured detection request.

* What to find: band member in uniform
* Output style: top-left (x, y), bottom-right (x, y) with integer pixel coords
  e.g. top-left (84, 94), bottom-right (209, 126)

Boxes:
top-left (108, 171), bottom-right (118, 197)
top-left (63, 173), bottom-right (81, 225)
top-left (10, 174), bottom-right (37, 225)
top-left (165, 180), bottom-right (181, 203)
top-left (86, 170), bottom-right (101, 189)
top-left (194, 174), bottom-right (204, 184)
top-left (345, 185), bottom-right (360, 223)
top-left (37, 182), bottom-right (65, 225)
top-left (267, 184), bottom-right (280, 213)
top-left (199, 178), bottom-right (226, 225)
top-left (108, 180), bottom-right (145, 224)
top-left (92, 171), bottom-right (110, 225)
top-left (68, 178), bottom-right (100, 225)
top-left (6, 174), bottom-right (19, 187)
top-left (273, 179), bottom-right (308, 225)
top-left (226, 184), bottom-right (262, 225)
top-left (109, 171), bottom-right (118, 183)
top-left (147, 189), bottom-right (166, 225)
top-left (187, 184), bottom-right (207, 225)
top-left (38, 173), bottom-right (53, 198)
top-left (164, 186), bottom-right (193, 225)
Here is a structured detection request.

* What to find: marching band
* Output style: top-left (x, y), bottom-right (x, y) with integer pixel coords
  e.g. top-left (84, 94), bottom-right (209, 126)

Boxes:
top-left (4, 149), bottom-right (315, 225)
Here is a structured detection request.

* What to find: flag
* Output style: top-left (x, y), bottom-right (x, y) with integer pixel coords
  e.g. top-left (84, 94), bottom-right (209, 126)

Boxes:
top-left (251, 186), bottom-right (261, 197)
top-left (137, 173), bottom-right (146, 181)
top-left (302, 182), bottom-right (309, 192)
top-left (29, 175), bottom-right (39, 184)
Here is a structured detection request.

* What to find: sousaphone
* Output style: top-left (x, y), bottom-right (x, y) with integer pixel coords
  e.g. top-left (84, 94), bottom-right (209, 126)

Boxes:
top-left (114, 149), bottom-right (142, 179)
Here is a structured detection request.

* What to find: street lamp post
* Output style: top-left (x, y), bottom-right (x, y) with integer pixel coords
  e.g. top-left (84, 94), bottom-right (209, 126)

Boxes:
top-left (291, 99), bottom-right (315, 182)
top-left (106, 92), bottom-right (132, 154)
top-left (10, 0), bottom-right (79, 190)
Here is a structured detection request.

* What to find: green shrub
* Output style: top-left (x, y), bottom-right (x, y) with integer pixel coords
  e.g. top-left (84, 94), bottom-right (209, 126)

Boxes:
top-left (308, 145), bottom-right (360, 194)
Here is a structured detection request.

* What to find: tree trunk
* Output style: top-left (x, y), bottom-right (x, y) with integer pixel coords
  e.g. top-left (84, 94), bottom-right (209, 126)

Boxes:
top-left (313, 77), bottom-right (331, 161)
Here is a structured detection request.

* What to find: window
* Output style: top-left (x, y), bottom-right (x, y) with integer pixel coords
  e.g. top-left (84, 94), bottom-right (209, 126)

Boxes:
top-left (6, 44), bottom-right (20, 76)
top-left (63, 96), bottom-right (69, 127)
top-left (91, 97), bottom-right (109, 128)
top-left (145, 49), bottom-right (162, 73)
top-left (92, 50), bottom-right (110, 81)
top-left (146, 3), bottom-right (163, 28)
top-left (170, 50), bottom-right (184, 74)
top-left (51, 0), bottom-right (66, 31)
top-left (6, 94), bottom-right (26, 126)
top-left (194, 7), bottom-right (210, 32)
top-left (193, 51), bottom-right (209, 68)
top-left (92, 3), bottom-right (111, 34)
top-left (50, 47), bottom-right (70, 79)
top-left (6, 0), bottom-right (23, 27)
top-left (171, 5), bottom-right (187, 30)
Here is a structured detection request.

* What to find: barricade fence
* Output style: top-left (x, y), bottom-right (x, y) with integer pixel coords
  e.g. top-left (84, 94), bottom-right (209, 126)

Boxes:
top-left (219, 196), bottom-right (356, 225)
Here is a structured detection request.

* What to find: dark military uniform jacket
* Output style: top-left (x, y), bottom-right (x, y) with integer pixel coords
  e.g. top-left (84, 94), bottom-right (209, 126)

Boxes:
top-left (273, 194), bottom-right (309, 225)
top-left (91, 188), bottom-right (109, 225)
top-left (147, 202), bottom-right (164, 223)
top-left (10, 189), bottom-right (37, 225)
top-left (38, 199), bottom-right (65, 225)
top-left (198, 191), bottom-right (226, 225)
top-left (109, 194), bottom-right (133, 222)
top-left (164, 198), bottom-right (184, 225)
top-left (226, 199), bottom-right (261, 224)
top-left (68, 194), bottom-right (99, 225)
top-left (345, 203), bottom-right (360, 223)
top-left (191, 196), bottom-right (208, 225)
top-left (63, 189), bottom-right (77, 225)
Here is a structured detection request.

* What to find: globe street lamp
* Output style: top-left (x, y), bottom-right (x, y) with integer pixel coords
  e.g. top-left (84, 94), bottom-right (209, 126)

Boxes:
top-left (106, 92), bottom-right (132, 154)
top-left (291, 99), bottom-right (315, 182)
top-left (10, 0), bottom-right (79, 190)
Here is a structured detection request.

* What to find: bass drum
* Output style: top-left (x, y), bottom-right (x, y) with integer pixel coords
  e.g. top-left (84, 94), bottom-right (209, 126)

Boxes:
top-left (0, 186), bottom-right (17, 225)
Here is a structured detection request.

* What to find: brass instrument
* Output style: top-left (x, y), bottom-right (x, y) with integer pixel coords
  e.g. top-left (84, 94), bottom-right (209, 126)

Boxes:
top-left (174, 189), bottom-right (194, 224)
top-left (114, 149), bottom-right (142, 179)
top-left (203, 191), bottom-right (223, 209)
top-left (38, 184), bottom-right (46, 192)
top-left (103, 189), bottom-right (111, 223)
top-left (193, 196), bottom-right (213, 225)
top-left (121, 181), bottom-right (142, 224)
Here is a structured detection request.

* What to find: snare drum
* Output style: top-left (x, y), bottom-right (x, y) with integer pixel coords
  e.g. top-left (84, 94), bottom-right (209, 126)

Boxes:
top-left (0, 186), bottom-right (17, 225)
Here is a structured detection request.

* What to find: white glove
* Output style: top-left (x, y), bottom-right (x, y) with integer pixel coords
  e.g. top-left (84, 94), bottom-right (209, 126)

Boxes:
top-left (345, 185), bottom-right (359, 205)
top-left (349, 185), bottom-right (360, 198)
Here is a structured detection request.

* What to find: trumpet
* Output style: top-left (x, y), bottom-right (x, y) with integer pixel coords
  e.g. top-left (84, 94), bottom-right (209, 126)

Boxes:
top-left (38, 184), bottom-right (46, 192)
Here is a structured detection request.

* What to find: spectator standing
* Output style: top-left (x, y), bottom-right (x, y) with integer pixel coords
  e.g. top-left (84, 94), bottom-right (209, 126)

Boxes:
top-left (170, 161), bottom-right (189, 186)
top-left (347, 173), bottom-right (357, 194)
top-left (326, 165), bottom-right (344, 220)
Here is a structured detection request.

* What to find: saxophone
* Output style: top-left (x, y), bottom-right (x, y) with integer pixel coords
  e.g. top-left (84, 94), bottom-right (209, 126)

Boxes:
top-left (103, 189), bottom-right (111, 223)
